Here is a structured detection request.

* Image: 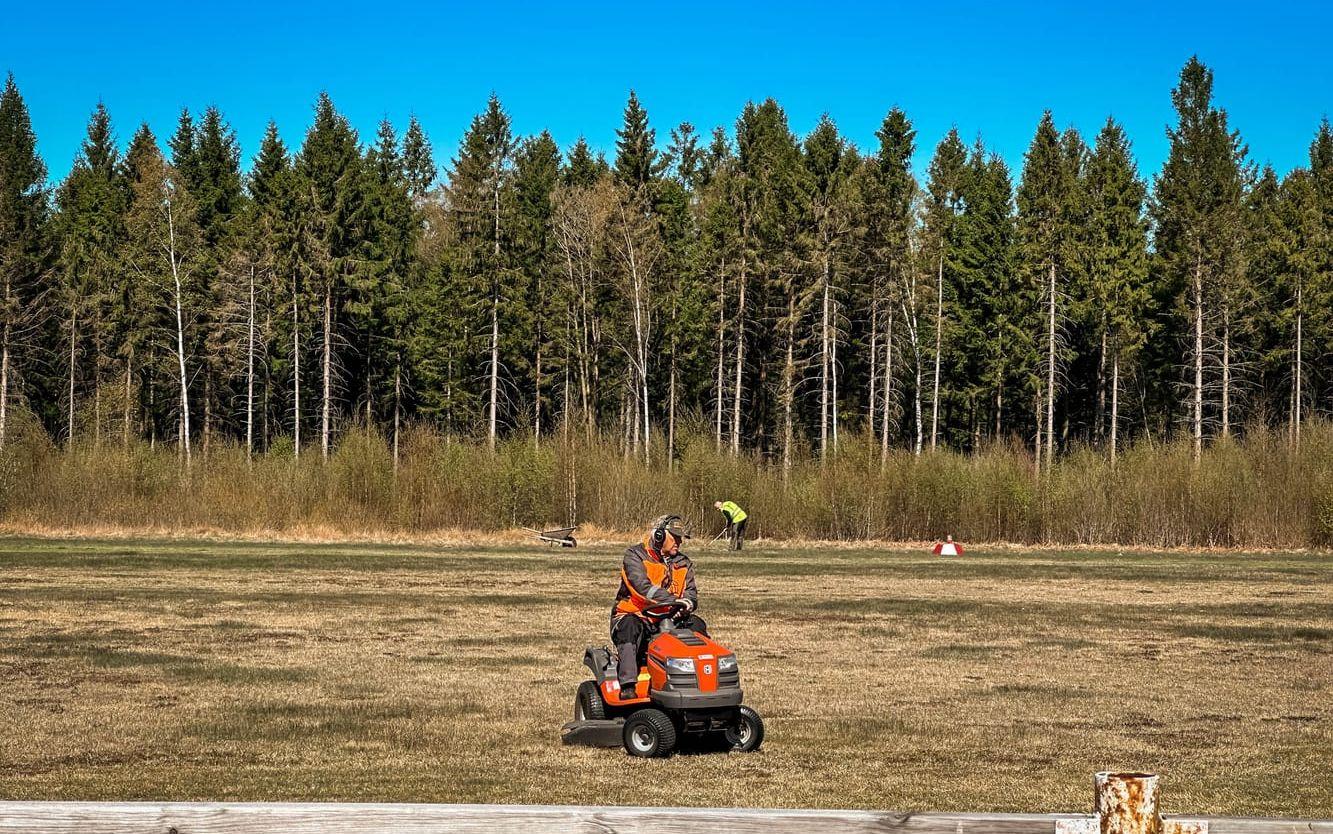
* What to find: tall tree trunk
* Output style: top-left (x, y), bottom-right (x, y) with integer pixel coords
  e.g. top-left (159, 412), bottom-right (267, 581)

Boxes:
top-left (123, 347), bottom-right (132, 448)
top-left (246, 266), bottom-right (256, 462)
top-left (900, 295), bottom-right (924, 456)
top-left (782, 293), bottom-right (796, 485)
top-left (881, 308), bottom-right (894, 466)
top-left (1192, 254), bottom-right (1203, 465)
top-left (488, 286), bottom-right (499, 452)
top-left (263, 305), bottom-right (272, 451)
top-left (731, 261), bottom-right (746, 456)
top-left (1293, 278), bottom-right (1303, 448)
top-left (715, 268), bottom-right (726, 452)
top-left (393, 360), bottom-right (401, 474)
top-left (831, 298), bottom-right (840, 454)
top-left (292, 275), bottom-right (301, 460)
top-left (68, 308), bottom-right (77, 446)
top-left (668, 299), bottom-right (677, 472)
top-left (203, 375), bottom-right (212, 458)
top-left (534, 323), bottom-right (543, 448)
top-left (1221, 303), bottom-right (1231, 439)
top-left (869, 297), bottom-right (878, 446)
top-left (1045, 261), bottom-right (1056, 469)
top-left (93, 314), bottom-right (102, 450)
top-left (820, 263), bottom-right (830, 463)
top-left (322, 280), bottom-right (331, 462)
top-left (0, 273), bottom-right (9, 451)
top-left (169, 202), bottom-right (191, 470)
top-left (1034, 392), bottom-right (1043, 473)
top-left (0, 318), bottom-right (8, 453)
top-left (1110, 347), bottom-right (1120, 470)
top-left (931, 253), bottom-right (943, 451)
top-left (1095, 326), bottom-right (1107, 446)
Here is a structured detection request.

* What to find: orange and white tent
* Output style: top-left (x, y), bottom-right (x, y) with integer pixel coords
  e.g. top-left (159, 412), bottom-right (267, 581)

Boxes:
top-left (932, 535), bottom-right (963, 556)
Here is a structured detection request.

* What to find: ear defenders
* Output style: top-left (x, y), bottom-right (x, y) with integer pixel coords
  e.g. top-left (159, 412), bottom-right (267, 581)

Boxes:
top-left (650, 514), bottom-right (682, 551)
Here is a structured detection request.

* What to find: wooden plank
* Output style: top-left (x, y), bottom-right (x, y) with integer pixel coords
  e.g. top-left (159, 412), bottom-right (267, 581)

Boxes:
top-left (0, 803), bottom-right (1076, 833)
top-left (0, 803), bottom-right (1326, 834)
top-left (1197, 818), bottom-right (1333, 834)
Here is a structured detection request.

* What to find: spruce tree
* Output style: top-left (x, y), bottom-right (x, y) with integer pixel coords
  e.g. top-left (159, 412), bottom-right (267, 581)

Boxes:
top-left (1151, 57), bottom-right (1248, 459)
top-left (294, 93), bottom-right (364, 460)
top-left (803, 115), bottom-right (856, 461)
top-left (614, 90), bottom-right (665, 196)
top-left (55, 103), bottom-right (124, 445)
top-left (0, 74), bottom-right (48, 449)
top-left (512, 131), bottom-right (560, 440)
top-left (563, 137), bottom-right (605, 187)
top-left (861, 107), bottom-right (917, 456)
top-left (401, 115), bottom-right (437, 199)
top-left (446, 95), bottom-right (515, 448)
top-left (1086, 118), bottom-right (1150, 464)
top-left (955, 142), bottom-right (1018, 445)
top-left (921, 128), bottom-right (968, 449)
top-left (1016, 112), bottom-right (1079, 466)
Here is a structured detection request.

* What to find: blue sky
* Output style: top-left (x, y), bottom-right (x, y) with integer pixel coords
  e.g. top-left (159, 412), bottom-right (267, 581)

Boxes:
top-left (5, 0), bottom-right (1330, 186)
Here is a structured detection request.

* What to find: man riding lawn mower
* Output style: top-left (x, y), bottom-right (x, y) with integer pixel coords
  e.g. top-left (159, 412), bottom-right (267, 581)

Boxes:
top-left (561, 514), bottom-right (764, 757)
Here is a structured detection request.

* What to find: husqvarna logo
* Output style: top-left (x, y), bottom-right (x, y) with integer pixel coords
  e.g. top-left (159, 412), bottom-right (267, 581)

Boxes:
top-left (703, 664), bottom-right (712, 674)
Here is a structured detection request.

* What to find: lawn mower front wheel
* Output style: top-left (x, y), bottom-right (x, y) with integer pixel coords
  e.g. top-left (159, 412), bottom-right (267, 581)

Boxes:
top-left (724, 705), bottom-right (764, 752)
top-left (622, 708), bottom-right (677, 757)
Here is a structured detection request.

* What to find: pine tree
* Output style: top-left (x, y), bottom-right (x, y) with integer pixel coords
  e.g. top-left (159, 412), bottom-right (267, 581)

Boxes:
top-left (0, 74), bottom-right (48, 450)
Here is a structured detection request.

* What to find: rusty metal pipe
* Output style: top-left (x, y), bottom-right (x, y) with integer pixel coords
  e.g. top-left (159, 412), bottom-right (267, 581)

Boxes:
top-left (1095, 772), bottom-right (1162, 834)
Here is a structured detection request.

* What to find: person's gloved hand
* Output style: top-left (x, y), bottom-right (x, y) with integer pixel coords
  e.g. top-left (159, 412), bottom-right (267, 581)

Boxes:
top-left (676, 597), bottom-right (695, 614)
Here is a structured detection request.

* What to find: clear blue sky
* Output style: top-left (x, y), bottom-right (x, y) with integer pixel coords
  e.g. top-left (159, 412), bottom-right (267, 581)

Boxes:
top-left (5, 0), bottom-right (1330, 187)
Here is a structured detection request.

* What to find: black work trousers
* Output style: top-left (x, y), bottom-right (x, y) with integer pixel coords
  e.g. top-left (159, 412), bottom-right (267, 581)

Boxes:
top-left (610, 613), bottom-right (709, 687)
top-left (730, 518), bottom-right (748, 550)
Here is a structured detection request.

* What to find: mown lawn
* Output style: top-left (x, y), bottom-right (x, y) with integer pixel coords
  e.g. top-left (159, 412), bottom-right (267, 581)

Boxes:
top-left (1, 537), bottom-right (1329, 816)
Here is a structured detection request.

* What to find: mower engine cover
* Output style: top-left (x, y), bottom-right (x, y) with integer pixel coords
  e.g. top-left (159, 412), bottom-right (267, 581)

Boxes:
top-left (644, 628), bottom-right (742, 709)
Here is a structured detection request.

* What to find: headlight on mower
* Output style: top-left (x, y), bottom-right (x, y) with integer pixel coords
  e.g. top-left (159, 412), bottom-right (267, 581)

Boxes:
top-left (665, 658), bottom-right (695, 673)
top-left (718, 655), bottom-right (738, 672)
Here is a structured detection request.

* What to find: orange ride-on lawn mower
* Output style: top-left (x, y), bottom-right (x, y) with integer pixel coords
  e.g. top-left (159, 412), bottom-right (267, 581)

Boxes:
top-left (561, 601), bottom-right (764, 757)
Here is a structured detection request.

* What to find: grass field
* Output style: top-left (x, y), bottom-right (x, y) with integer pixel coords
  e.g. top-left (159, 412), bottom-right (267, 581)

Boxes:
top-left (1, 536), bottom-right (1330, 817)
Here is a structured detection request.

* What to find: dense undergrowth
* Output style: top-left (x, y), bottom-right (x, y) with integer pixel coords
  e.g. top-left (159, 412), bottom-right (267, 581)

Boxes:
top-left (2, 412), bottom-right (1332, 548)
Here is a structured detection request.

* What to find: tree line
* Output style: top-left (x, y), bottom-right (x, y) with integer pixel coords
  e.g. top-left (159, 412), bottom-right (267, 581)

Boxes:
top-left (1, 56), bottom-right (1331, 474)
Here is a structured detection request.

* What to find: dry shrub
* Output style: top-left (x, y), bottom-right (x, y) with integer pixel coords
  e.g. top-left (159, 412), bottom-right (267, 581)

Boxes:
top-left (4, 416), bottom-right (1333, 548)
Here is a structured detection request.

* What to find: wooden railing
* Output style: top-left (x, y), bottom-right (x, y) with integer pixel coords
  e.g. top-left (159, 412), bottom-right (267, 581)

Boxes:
top-left (1, 773), bottom-right (1329, 833)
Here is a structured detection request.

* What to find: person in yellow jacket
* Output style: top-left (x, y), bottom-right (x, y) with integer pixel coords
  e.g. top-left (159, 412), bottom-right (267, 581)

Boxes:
top-left (609, 515), bottom-right (708, 695)
top-left (714, 499), bottom-right (748, 550)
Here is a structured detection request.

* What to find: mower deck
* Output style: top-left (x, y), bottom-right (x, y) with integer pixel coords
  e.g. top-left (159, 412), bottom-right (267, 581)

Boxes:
top-left (560, 718), bottom-right (625, 747)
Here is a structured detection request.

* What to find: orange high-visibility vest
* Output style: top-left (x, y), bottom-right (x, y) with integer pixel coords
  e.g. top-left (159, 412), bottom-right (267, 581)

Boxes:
top-left (615, 555), bottom-right (689, 618)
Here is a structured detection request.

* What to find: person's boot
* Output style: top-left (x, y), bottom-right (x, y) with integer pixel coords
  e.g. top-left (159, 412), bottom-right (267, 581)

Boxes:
top-left (618, 679), bottom-right (640, 699)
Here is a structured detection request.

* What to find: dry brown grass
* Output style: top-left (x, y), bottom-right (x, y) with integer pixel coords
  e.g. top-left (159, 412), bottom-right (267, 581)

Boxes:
top-left (1, 536), bottom-right (1329, 816)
